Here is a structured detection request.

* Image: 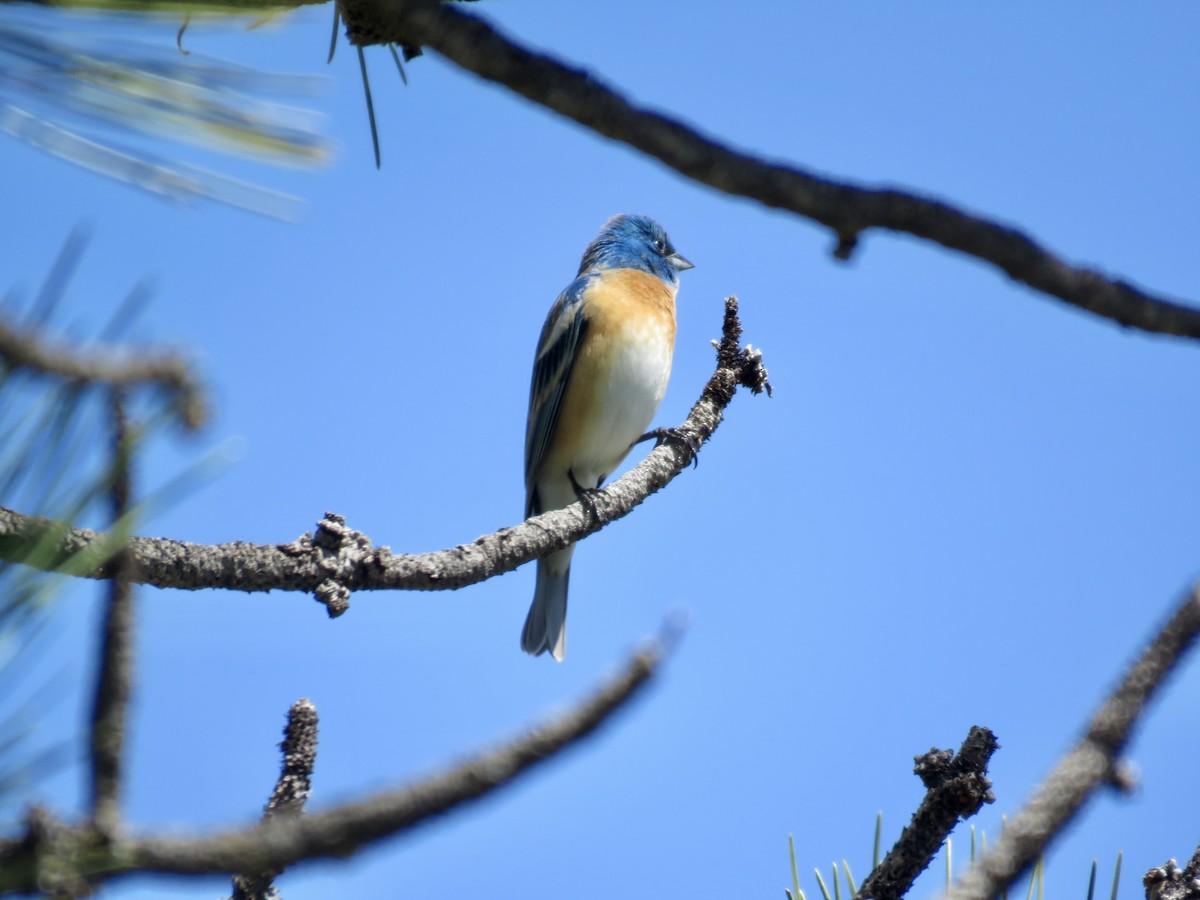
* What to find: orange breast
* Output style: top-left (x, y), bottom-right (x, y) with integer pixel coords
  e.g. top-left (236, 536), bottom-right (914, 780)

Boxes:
top-left (537, 268), bottom-right (678, 494)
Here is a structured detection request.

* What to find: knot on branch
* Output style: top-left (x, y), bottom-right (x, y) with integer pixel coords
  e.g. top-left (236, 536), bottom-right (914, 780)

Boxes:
top-left (857, 726), bottom-right (999, 900)
top-left (18, 806), bottom-right (91, 898)
top-left (913, 725), bottom-right (998, 818)
top-left (314, 580), bottom-right (350, 617)
top-left (913, 747), bottom-right (955, 787)
top-left (710, 296), bottom-right (773, 398)
top-left (737, 344), bottom-right (773, 396)
top-left (1144, 857), bottom-right (1200, 900)
top-left (1108, 758), bottom-right (1140, 795)
top-left (1145, 861), bottom-right (1181, 893)
top-left (833, 229), bottom-right (861, 261)
top-left (281, 513), bottom-right (374, 617)
top-left (1146, 860), bottom-right (1186, 900)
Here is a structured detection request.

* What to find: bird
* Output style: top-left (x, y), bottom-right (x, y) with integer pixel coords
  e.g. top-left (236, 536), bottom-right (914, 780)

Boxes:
top-left (522, 214), bottom-right (694, 660)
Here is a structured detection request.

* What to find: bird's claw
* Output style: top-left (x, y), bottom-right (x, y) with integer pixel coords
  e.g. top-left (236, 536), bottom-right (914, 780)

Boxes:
top-left (568, 469), bottom-right (605, 522)
top-left (636, 426), bottom-right (701, 468)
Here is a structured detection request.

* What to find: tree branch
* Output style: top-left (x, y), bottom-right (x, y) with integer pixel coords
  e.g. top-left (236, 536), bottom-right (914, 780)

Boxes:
top-left (0, 640), bottom-right (666, 893)
top-left (333, 0), bottom-right (1200, 340)
top-left (945, 585), bottom-right (1200, 900)
top-left (229, 699), bottom-right (319, 900)
top-left (856, 726), bottom-right (997, 900)
top-left (0, 316), bottom-right (207, 430)
top-left (0, 298), bottom-right (770, 612)
top-left (86, 391), bottom-right (136, 837)
top-left (14, 2), bottom-right (1198, 338)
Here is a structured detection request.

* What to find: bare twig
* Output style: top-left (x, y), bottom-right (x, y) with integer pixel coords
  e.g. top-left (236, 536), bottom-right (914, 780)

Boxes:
top-left (945, 585), bottom-right (1200, 900)
top-left (0, 318), bottom-right (206, 430)
top-left (336, 0), bottom-right (1200, 340)
top-left (260, 701), bottom-right (318, 820)
top-left (856, 726), bottom-right (997, 900)
top-left (230, 699), bottom-right (319, 900)
top-left (0, 299), bottom-right (769, 611)
top-left (87, 391), bottom-right (136, 837)
top-left (0, 641), bottom-right (666, 892)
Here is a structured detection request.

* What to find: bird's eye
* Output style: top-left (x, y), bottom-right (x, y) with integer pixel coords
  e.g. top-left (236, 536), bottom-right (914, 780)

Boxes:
top-left (654, 238), bottom-right (666, 252)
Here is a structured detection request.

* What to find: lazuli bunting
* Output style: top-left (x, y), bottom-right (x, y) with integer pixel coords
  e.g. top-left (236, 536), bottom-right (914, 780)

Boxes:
top-left (522, 214), bottom-right (694, 660)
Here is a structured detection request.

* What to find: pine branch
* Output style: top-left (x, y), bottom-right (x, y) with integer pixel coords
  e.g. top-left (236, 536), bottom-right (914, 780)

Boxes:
top-left (338, 0), bottom-right (1200, 340)
top-left (945, 585), bottom-right (1200, 900)
top-left (0, 299), bottom-right (770, 615)
top-left (0, 640), bottom-right (666, 893)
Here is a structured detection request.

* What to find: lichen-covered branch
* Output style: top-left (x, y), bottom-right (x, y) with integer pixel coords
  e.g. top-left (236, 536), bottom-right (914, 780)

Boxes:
top-left (1144, 848), bottom-right (1200, 900)
top-left (229, 699), bottom-right (319, 900)
top-left (945, 585), bottom-right (1200, 900)
top-left (856, 726), bottom-right (997, 900)
top-left (0, 298), bottom-right (769, 613)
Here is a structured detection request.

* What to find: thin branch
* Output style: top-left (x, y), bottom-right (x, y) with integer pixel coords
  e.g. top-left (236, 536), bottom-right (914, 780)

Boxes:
top-left (86, 390), bottom-right (135, 837)
top-left (945, 585), bottom-right (1200, 900)
top-left (0, 299), bottom-right (770, 611)
top-left (856, 726), bottom-right (997, 900)
top-left (0, 640), bottom-right (666, 892)
top-left (230, 699), bottom-right (319, 900)
top-left (336, 0), bottom-right (1200, 341)
top-left (0, 317), bottom-right (207, 430)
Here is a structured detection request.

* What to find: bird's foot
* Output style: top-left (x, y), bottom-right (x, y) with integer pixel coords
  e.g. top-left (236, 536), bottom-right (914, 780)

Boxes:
top-left (568, 469), bottom-right (605, 522)
top-left (636, 426), bottom-right (701, 468)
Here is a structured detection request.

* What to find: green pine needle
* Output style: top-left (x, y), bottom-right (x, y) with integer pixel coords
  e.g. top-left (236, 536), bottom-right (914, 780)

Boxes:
top-left (813, 867), bottom-right (832, 900)
top-left (789, 834), bottom-right (805, 900)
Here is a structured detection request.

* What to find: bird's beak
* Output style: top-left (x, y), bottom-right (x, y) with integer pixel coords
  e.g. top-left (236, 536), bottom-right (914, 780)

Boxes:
top-left (669, 252), bottom-right (694, 272)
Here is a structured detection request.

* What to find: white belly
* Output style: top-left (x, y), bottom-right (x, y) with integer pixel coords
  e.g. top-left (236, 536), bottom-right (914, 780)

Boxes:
top-left (569, 323), bottom-right (673, 487)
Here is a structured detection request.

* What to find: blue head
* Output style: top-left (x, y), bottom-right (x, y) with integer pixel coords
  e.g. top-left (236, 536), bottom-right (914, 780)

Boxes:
top-left (577, 214), bottom-right (694, 285)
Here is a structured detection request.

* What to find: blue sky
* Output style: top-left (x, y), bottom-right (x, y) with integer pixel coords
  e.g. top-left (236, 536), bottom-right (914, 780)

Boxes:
top-left (4, 2), bottom-right (1200, 898)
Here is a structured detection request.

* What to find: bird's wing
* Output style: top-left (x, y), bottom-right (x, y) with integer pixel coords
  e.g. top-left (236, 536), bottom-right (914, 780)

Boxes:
top-left (524, 274), bottom-right (593, 518)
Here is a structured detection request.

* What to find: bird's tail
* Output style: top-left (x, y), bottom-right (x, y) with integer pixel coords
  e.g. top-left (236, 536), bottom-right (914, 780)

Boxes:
top-left (521, 549), bottom-right (572, 661)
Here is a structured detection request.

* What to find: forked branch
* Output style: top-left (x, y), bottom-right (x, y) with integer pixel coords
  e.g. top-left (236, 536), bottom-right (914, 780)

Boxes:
top-left (857, 726), bottom-right (998, 900)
